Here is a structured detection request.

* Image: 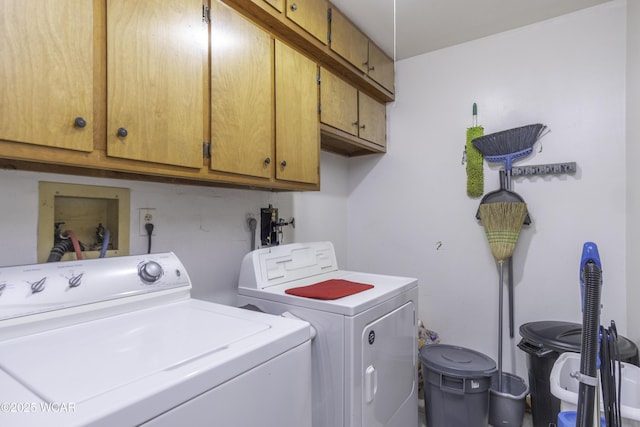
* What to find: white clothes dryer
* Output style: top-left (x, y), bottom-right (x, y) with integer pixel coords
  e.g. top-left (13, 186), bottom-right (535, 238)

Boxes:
top-left (238, 241), bottom-right (419, 427)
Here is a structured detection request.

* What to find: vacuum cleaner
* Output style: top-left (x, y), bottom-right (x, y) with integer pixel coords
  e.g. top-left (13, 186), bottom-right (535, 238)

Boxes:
top-left (558, 242), bottom-right (622, 427)
top-left (576, 242), bottom-right (603, 427)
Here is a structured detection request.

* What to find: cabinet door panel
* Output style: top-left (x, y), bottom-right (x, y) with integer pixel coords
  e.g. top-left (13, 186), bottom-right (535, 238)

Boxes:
top-left (320, 68), bottom-right (357, 136)
top-left (210, 2), bottom-right (273, 178)
top-left (259, 0), bottom-right (284, 12)
top-left (368, 43), bottom-right (395, 93)
top-left (358, 92), bottom-right (386, 147)
top-left (329, 8), bottom-right (368, 74)
top-left (0, 0), bottom-right (93, 152)
top-left (275, 41), bottom-right (319, 184)
top-left (285, 0), bottom-right (328, 45)
top-left (107, 0), bottom-right (205, 168)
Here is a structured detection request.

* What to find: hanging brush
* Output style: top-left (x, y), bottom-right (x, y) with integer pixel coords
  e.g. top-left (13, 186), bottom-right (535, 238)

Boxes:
top-left (465, 103), bottom-right (484, 198)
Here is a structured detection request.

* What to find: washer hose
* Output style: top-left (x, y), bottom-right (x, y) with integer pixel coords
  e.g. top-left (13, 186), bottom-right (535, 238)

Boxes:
top-left (47, 239), bottom-right (74, 262)
top-left (577, 258), bottom-right (603, 427)
top-left (99, 228), bottom-right (111, 258)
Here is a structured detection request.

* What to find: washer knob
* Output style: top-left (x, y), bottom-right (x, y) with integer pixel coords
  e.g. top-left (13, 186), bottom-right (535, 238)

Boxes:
top-left (68, 273), bottom-right (83, 288)
top-left (30, 277), bottom-right (46, 294)
top-left (139, 261), bottom-right (163, 283)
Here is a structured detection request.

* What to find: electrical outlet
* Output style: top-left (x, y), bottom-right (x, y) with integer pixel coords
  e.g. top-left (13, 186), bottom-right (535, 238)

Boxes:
top-left (139, 208), bottom-right (156, 236)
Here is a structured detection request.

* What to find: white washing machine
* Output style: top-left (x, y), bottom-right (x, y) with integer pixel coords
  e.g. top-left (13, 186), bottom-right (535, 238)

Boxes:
top-left (238, 241), bottom-right (419, 427)
top-left (0, 252), bottom-right (312, 427)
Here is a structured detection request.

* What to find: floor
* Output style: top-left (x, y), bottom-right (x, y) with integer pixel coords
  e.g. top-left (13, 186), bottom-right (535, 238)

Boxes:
top-left (521, 413), bottom-right (534, 427)
top-left (418, 397), bottom-right (534, 427)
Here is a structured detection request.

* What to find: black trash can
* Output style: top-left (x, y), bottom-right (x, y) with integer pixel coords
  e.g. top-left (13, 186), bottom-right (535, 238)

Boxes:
top-left (420, 344), bottom-right (497, 427)
top-left (518, 321), bottom-right (639, 427)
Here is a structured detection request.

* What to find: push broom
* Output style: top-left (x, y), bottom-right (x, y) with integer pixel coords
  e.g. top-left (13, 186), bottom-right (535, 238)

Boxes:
top-left (472, 123), bottom-right (547, 190)
top-left (478, 200), bottom-right (528, 391)
top-left (473, 123), bottom-right (546, 338)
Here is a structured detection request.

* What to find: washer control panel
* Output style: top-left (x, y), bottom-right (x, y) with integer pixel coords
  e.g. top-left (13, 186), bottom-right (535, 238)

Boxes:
top-left (0, 252), bottom-right (190, 321)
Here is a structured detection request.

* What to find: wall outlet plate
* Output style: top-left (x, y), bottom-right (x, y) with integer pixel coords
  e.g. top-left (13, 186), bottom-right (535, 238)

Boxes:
top-left (139, 208), bottom-right (156, 236)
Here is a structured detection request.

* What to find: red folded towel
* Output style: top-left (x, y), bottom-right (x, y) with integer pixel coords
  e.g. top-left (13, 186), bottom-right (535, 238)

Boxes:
top-left (285, 279), bottom-right (374, 300)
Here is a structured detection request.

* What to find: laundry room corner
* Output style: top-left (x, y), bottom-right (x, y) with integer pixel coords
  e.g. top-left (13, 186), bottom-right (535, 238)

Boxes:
top-left (346, 0), bottom-right (629, 386)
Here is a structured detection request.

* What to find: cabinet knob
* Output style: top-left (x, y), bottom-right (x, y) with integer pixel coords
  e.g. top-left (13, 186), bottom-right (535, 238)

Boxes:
top-left (281, 160), bottom-right (287, 168)
top-left (290, 3), bottom-right (297, 11)
top-left (117, 127), bottom-right (128, 138)
top-left (360, 124), bottom-right (366, 130)
top-left (352, 121), bottom-right (359, 127)
top-left (264, 157), bottom-right (271, 165)
top-left (369, 65), bottom-right (375, 71)
top-left (74, 117), bottom-right (87, 128)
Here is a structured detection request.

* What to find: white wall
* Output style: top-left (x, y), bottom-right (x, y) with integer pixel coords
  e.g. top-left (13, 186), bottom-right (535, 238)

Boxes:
top-left (0, 151), bottom-right (348, 305)
top-left (291, 152), bottom-right (350, 264)
top-left (347, 1), bottom-right (628, 380)
top-left (626, 0), bottom-right (640, 344)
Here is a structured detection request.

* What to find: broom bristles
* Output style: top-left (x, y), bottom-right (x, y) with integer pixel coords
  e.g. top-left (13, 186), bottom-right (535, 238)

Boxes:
top-left (472, 124), bottom-right (545, 157)
top-left (479, 202), bottom-right (528, 261)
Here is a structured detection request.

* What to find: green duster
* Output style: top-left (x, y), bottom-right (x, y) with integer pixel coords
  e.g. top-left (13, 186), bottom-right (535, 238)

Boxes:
top-left (466, 104), bottom-right (484, 197)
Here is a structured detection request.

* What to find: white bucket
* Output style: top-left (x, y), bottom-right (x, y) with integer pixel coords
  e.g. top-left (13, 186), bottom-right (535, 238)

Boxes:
top-left (550, 352), bottom-right (640, 427)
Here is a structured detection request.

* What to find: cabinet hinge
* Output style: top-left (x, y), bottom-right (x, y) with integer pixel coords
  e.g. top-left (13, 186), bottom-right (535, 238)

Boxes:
top-left (327, 8), bottom-right (332, 43)
top-left (203, 141), bottom-right (211, 158)
top-left (317, 72), bottom-right (321, 85)
top-left (318, 103), bottom-right (322, 114)
top-left (202, 4), bottom-right (211, 24)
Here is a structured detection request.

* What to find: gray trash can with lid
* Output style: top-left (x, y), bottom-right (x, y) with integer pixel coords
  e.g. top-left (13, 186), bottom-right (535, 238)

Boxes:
top-left (518, 320), bottom-right (639, 427)
top-left (420, 344), bottom-right (497, 427)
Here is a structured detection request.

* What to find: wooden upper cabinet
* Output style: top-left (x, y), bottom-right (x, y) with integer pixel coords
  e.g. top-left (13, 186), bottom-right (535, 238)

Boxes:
top-left (275, 41), bottom-right (319, 185)
top-left (320, 68), bottom-right (358, 136)
top-left (106, 0), bottom-right (205, 168)
top-left (367, 42), bottom-right (394, 93)
top-left (0, 0), bottom-right (94, 152)
top-left (259, 0), bottom-right (284, 12)
top-left (329, 8), bottom-right (368, 74)
top-left (285, 0), bottom-right (329, 45)
top-left (358, 92), bottom-right (386, 147)
top-left (210, 1), bottom-right (273, 179)
top-left (320, 67), bottom-right (386, 149)
top-left (329, 6), bottom-right (394, 93)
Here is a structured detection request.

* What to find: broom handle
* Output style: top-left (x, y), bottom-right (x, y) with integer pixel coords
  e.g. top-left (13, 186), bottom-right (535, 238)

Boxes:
top-left (508, 258), bottom-right (515, 338)
top-left (498, 259), bottom-right (504, 390)
top-left (500, 170), bottom-right (516, 339)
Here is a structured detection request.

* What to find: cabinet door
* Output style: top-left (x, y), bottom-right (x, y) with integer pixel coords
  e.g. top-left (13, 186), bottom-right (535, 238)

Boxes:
top-left (106, 0), bottom-right (205, 168)
top-left (358, 92), bottom-right (386, 148)
top-left (275, 41), bottom-right (319, 185)
top-left (0, 0), bottom-right (93, 152)
top-left (368, 42), bottom-right (395, 93)
top-left (210, 2), bottom-right (273, 179)
top-left (320, 68), bottom-right (358, 136)
top-left (285, 0), bottom-right (328, 45)
top-left (259, 0), bottom-right (284, 12)
top-left (329, 8), bottom-right (368, 74)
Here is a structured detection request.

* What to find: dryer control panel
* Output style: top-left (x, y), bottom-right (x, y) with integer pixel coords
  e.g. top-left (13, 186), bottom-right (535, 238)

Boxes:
top-left (239, 241), bottom-right (338, 289)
